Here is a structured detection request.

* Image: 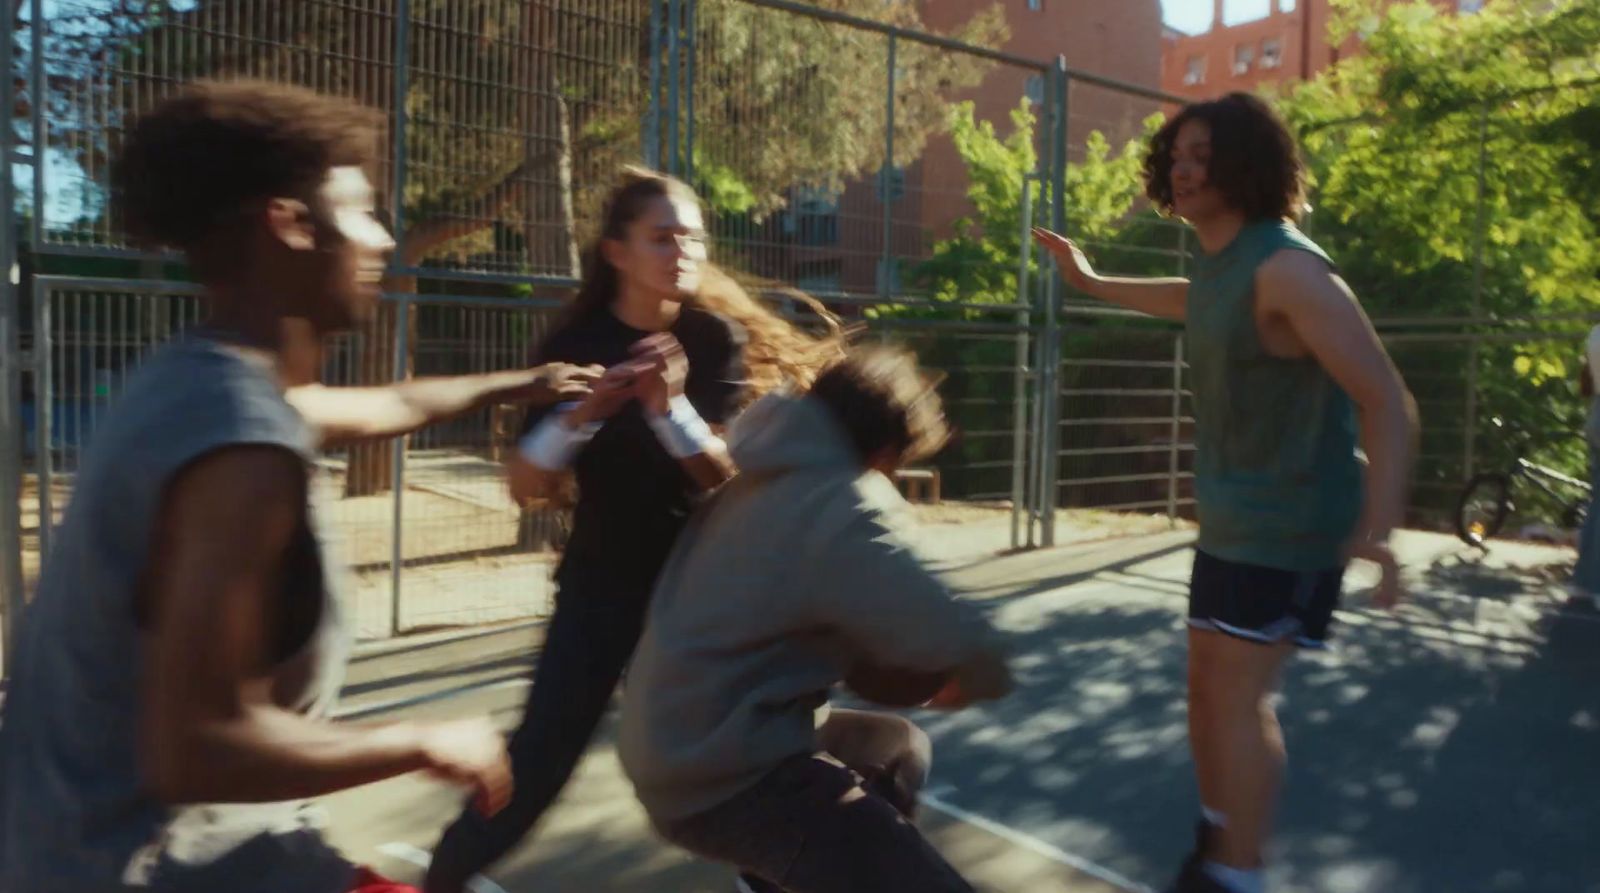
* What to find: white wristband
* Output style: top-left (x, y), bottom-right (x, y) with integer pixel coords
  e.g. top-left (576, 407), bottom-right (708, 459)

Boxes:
top-left (518, 403), bottom-right (600, 471)
top-left (646, 394), bottom-right (720, 459)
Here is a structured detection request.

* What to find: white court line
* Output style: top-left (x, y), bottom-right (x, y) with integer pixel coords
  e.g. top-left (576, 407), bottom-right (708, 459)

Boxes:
top-left (375, 841), bottom-right (509, 893)
top-left (920, 786), bottom-right (1156, 893)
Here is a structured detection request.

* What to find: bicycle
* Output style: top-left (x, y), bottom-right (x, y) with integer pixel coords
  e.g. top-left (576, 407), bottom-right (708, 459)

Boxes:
top-left (1454, 416), bottom-right (1592, 548)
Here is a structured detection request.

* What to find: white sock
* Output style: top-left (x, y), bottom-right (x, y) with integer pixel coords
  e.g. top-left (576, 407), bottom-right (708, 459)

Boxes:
top-left (1203, 862), bottom-right (1264, 893)
top-left (1201, 805), bottom-right (1228, 827)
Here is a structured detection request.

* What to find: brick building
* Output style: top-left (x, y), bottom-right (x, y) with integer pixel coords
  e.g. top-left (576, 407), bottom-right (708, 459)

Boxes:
top-left (772, 0), bottom-right (1165, 298)
top-left (1160, 0), bottom-right (1487, 102)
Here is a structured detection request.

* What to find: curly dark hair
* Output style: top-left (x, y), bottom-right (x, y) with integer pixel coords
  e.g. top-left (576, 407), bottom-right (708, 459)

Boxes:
top-left (1143, 92), bottom-right (1306, 222)
top-left (113, 79), bottom-right (380, 253)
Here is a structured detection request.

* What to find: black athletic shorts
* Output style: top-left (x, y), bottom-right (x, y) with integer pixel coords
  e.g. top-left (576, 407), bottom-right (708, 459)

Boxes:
top-left (1187, 550), bottom-right (1345, 648)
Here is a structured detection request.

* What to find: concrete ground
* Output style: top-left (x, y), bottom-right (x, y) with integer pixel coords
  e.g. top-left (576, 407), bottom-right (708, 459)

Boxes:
top-left (322, 527), bottom-right (1600, 893)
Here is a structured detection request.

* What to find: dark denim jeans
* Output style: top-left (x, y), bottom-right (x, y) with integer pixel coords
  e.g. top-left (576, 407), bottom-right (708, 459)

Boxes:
top-left (424, 582), bottom-right (647, 893)
top-left (658, 709), bottom-right (974, 893)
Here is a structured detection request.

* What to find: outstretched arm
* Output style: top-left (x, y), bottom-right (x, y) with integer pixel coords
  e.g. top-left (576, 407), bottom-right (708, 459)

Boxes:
top-left (1259, 249), bottom-right (1418, 607)
top-left (288, 364), bottom-right (601, 448)
top-left (1033, 227), bottom-right (1190, 321)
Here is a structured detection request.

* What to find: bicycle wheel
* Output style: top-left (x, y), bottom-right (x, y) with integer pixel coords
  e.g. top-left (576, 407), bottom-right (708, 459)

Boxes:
top-left (1455, 473), bottom-right (1512, 547)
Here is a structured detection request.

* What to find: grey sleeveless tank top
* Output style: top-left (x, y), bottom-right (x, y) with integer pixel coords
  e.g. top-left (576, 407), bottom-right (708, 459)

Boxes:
top-left (0, 335), bottom-right (354, 892)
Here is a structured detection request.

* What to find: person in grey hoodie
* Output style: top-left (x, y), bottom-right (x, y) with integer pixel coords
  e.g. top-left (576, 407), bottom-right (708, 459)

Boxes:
top-left (618, 346), bottom-right (1013, 893)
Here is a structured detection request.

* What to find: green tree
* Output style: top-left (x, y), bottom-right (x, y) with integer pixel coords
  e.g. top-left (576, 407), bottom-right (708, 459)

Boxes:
top-left (1280, 0), bottom-right (1600, 520)
top-left (906, 99), bottom-right (1160, 311)
top-left (26, 0), bottom-right (1005, 493)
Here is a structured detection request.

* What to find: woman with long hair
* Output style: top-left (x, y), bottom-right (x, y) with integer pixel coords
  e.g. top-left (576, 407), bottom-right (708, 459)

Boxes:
top-left (425, 167), bottom-right (839, 893)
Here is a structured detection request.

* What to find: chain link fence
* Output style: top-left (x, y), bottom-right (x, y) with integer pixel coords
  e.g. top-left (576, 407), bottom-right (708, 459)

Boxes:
top-left (7, 1), bottom-right (1572, 670)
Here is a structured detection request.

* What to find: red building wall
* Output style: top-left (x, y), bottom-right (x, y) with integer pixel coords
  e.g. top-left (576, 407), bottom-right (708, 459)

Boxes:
top-left (1162, 0), bottom-right (1477, 103)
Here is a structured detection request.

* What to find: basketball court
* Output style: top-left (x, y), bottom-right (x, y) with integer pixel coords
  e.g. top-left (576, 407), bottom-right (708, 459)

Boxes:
top-left (323, 528), bottom-right (1600, 893)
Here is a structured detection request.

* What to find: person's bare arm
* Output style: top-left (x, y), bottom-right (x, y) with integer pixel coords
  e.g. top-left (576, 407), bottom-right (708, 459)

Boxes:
top-left (141, 446), bottom-right (510, 808)
top-left (1033, 227), bottom-right (1189, 321)
top-left (1259, 250), bottom-right (1418, 606)
top-left (287, 364), bottom-right (601, 448)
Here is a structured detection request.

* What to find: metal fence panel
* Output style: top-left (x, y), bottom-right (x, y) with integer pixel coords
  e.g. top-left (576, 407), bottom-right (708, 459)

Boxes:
top-left (18, 279), bottom-right (570, 641)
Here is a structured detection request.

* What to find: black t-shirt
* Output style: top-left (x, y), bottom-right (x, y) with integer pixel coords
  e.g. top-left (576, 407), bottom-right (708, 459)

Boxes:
top-left (523, 304), bottom-right (746, 594)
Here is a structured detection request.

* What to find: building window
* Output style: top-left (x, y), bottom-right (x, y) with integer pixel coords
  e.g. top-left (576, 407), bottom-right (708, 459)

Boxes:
top-left (1458, 0), bottom-right (1483, 11)
top-left (1028, 0), bottom-right (1042, 10)
top-left (792, 185), bottom-right (840, 247)
top-left (1232, 44), bottom-right (1254, 75)
top-left (876, 258), bottom-right (902, 296)
top-left (1279, 0), bottom-right (1296, 12)
top-left (1183, 55), bottom-right (1206, 86)
top-left (1261, 38), bottom-right (1282, 69)
top-left (877, 166), bottom-right (906, 203)
top-left (1024, 74), bottom-right (1044, 105)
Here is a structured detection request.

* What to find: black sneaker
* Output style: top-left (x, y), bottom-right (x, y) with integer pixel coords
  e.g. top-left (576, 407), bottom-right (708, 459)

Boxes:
top-left (1163, 858), bottom-right (1231, 893)
top-left (735, 873), bottom-right (784, 893)
top-left (1162, 819), bottom-right (1218, 893)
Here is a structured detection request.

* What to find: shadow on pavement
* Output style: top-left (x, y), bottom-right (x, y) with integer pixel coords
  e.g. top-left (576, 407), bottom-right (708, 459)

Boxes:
top-left (912, 542), bottom-right (1600, 893)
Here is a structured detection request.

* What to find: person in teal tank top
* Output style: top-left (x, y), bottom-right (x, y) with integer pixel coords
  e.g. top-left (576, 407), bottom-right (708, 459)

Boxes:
top-left (1034, 93), bottom-right (1417, 893)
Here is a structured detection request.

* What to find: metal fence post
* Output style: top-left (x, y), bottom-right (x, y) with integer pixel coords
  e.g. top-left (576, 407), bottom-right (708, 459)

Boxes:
top-left (684, 0), bottom-right (697, 183)
top-left (29, 0), bottom-right (44, 249)
top-left (388, 298), bottom-right (410, 638)
top-left (646, 0), bottom-right (664, 169)
top-left (1464, 103), bottom-right (1489, 479)
top-left (1011, 174), bottom-right (1036, 550)
top-left (1039, 57), bottom-right (1069, 547)
top-left (1, 0), bottom-right (24, 671)
top-left (1167, 333), bottom-right (1183, 525)
top-left (391, 0), bottom-right (411, 253)
top-left (880, 34), bottom-right (897, 299)
top-left (31, 280), bottom-right (51, 561)
top-left (667, 0), bottom-right (681, 176)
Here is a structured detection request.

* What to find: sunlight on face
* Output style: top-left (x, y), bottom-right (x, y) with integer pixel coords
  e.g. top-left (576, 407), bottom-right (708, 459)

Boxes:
top-left (616, 193), bottom-right (708, 303)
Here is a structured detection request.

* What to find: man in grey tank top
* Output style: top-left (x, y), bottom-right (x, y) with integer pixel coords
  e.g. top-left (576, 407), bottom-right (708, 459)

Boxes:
top-left (0, 80), bottom-right (599, 892)
top-left (1034, 93), bottom-right (1416, 893)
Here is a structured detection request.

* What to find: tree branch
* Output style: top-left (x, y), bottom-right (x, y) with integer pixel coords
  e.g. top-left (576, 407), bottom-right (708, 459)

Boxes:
top-left (398, 146), bottom-right (561, 266)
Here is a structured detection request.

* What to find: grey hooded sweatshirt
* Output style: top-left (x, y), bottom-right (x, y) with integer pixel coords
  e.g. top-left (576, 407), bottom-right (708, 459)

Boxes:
top-left (617, 392), bottom-right (1005, 823)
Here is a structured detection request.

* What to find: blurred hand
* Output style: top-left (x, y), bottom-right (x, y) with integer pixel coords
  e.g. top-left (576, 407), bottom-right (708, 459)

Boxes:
top-left (926, 653), bottom-right (1012, 710)
top-left (630, 333), bottom-right (689, 416)
top-left (567, 362), bottom-right (645, 427)
top-left (1031, 227), bottom-right (1101, 293)
top-left (1346, 531), bottom-right (1403, 609)
top-left (418, 718), bottom-right (513, 816)
top-left (516, 363), bottom-right (603, 407)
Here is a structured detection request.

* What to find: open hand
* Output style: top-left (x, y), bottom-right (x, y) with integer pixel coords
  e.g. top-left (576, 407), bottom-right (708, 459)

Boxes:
top-left (630, 333), bottom-right (689, 416)
top-left (1031, 227), bottom-right (1100, 293)
top-left (1346, 533), bottom-right (1403, 609)
top-left (418, 717), bottom-right (513, 816)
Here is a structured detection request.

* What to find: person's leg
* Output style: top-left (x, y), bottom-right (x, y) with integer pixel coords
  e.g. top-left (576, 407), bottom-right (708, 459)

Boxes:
top-left (815, 708), bottom-right (932, 819)
top-left (1573, 445), bottom-right (1600, 595)
top-left (424, 591), bottom-right (644, 893)
top-left (661, 754), bottom-right (974, 893)
top-left (1175, 552), bottom-right (1340, 892)
top-left (1188, 628), bottom-right (1294, 870)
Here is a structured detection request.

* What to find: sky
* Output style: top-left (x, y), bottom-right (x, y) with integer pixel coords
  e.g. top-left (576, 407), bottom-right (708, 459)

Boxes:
top-left (1162, 0), bottom-right (1283, 35)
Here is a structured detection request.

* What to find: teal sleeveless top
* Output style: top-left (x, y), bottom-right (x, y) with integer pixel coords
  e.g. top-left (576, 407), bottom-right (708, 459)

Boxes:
top-left (1186, 219), bottom-right (1363, 571)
